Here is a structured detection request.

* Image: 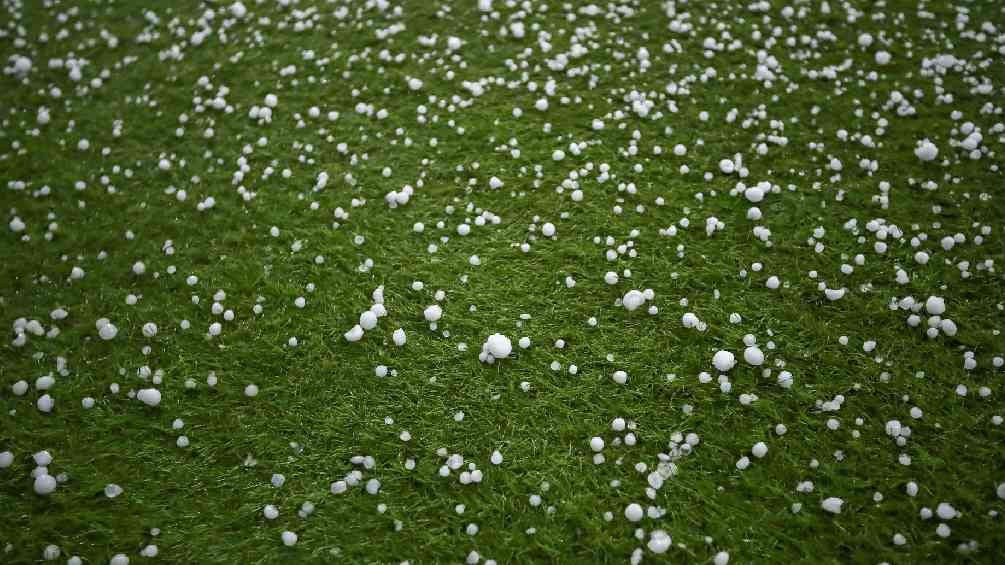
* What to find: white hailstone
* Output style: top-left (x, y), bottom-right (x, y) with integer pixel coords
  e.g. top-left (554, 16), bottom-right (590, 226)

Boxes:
top-left (719, 159), bottom-right (735, 174)
top-left (624, 503), bottom-right (644, 522)
top-left (34, 451), bottom-right (52, 466)
top-left (736, 457), bottom-right (750, 470)
top-left (392, 328), bottom-right (407, 347)
top-left (37, 394), bottom-right (54, 413)
top-left (589, 437), bottom-right (605, 452)
top-left (712, 350), bottom-right (736, 372)
top-left (43, 545), bottom-right (60, 560)
top-left (137, 388), bottom-right (161, 407)
top-left (714, 551), bottom-right (730, 565)
top-left (622, 290), bottom-right (646, 311)
top-left (490, 450), bottom-right (504, 465)
top-left (936, 502), bottom-right (957, 520)
top-left (407, 77), bottom-right (424, 91)
top-left (34, 473), bottom-right (57, 495)
top-left (518, 336), bottom-right (531, 349)
top-left (281, 531), bottom-right (298, 547)
top-left (612, 370), bottom-right (628, 384)
top-left (447, 36), bottom-right (462, 50)
top-left (12, 380), bottom-right (29, 396)
top-left (244, 384), bottom-right (259, 397)
top-left (0, 451), bottom-right (13, 468)
top-left (264, 94), bottom-right (279, 108)
top-left (766, 276), bottom-right (781, 289)
top-left (264, 504), bottom-right (279, 520)
top-left (604, 271), bottom-right (619, 285)
top-left (997, 483), bottom-right (1005, 500)
top-left (140, 546), bottom-right (158, 558)
top-left (821, 497), bottom-right (844, 514)
top-left (109, 554), bottom-right (129, 565)
top-left (743, 346), bottom-right (765, 366)
top-left (824, 288), bottom-right (846, 301)
top-left (230, 1), bottom-right (248, 18)
top-left (485, 333), bottom-right (512, 358)
top-left (141, 323), bottom-right (158, 338)
top-left (344, 325), bottom-right (364, 342)
top-left (366, 478), bottom-right (381, 494)
top-left (98, 322), bottom-right (118, 340)
top-left (104, 484), bottom-right (124, 498)
top-left (542, 222), bottom-right (556, 237)
top-left (423, 305), bottom-right (443, 322)
top-left (360, 311), bottom-right (378, 330)
top-left (751, 442), bottom-right (768, 458)
top-left (914, 139), bottom-right (939, 162)
top-left (925, 296), bottom-right (946, 315)
top-left (647, 530), bottom-right (672, 554)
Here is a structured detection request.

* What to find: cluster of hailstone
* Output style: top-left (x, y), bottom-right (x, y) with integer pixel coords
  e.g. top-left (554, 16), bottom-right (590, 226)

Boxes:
top-left (479, 333), bottom-right (512, 364)
top-left (344, 286), bottom-right (390, 342)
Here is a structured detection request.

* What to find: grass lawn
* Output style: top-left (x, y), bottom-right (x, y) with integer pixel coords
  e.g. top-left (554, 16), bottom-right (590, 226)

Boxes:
top-left (2, 0), bottom-right (1005, 563)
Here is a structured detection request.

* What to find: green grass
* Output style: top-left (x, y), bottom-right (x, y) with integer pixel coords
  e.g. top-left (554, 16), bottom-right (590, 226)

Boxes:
top-left (2, 0), bottom-right (1005, 563)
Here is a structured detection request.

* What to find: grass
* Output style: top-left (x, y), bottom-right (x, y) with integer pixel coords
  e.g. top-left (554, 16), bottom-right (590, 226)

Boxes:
top-left (2, 0), bottom-right (1005, 563)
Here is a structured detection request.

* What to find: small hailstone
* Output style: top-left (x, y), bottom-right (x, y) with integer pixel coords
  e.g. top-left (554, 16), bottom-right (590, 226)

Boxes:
top-left (137, 388), bottom-right (161, 407)
top-left (712, 351), bottom-right (736, 372)
top-left (244, 384), bottom-right (259, 397)
top-left (624, 503), bottom-right (644, 522)
top-left (612, 370), bottom-right (628, 384)
top-left (542, 222), bottom-right (556, 237)
top-left (914, 139), bottom-right (939, 161)
top-left (751, 442), bottom-right (768, 458)
top-left (104, 484), bottom-right (124, 498)
top-left (821, 497), bottom-right (844, 514)
top-left (392, 328), bottom-right (407, 346)
top-left (714, 551), bottom-right (730, 565)
top-left (271, 474), bottom-right (286, 488)
top-left (0, 451), bottom-right (13, 468)
top-left (490, 450), bottom-right (503, 465)
top-left (109, 554), bottom-right (129, 565)
top-left (176, 436), bottom-right (190, 448)
top-left (281, 531), bottom-right (298, 546)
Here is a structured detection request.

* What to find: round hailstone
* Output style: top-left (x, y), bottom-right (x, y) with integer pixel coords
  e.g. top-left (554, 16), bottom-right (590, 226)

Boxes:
top-left (647, 530), bottom-right (672, 554)
top-left (244, 384), bottom-right (259, 397)
top-left (541, 222), bottom-right (556, 237)
top-left (589, 437), bottom-right (605, 452)
top-left (109, 554), bottom-right (129, 565)
top-left (821, 497), bottom-right (844, 514)
top-left (264, 505), bottom-right (279, 520)
top-left (104, 484), bottom-right (124, 498)
top-left (751, 442), bottom-right (768, 458)
top-left (137, 388), bottom-right (161, 407)
top-left (0, 451), bottom-right (13, 468)
top-left (712, 351), bottom-right (736, 372)
top-left (624, 503), bottom-right (644, 522)
top-left (34, 451), bottom-right (52, 466)
top-left (612, 370), bottom-right (628, 384)
top-left (925, 296), bottom-right (946, 315)
top-left (281, 531), bottom-right (298, 547)
top-left (34, 474), bottom-right (57, 495)
top-left (743, 346), bottom-right (765, 366)
top-left (714, 551), bottom-right (731, 565)
top-left (490, 450), bottom-right (503, 465)
top-left (622, 290), bottom-right (645, 311)
top-left (423, 305), bottom-right (443, 322)
top-left (37, 394), bottom-right (55, 413)
top-left (485, 333), bottom-right (512, 359)
top-left (98, 323), bottom-right (118, 340)
top-left (141, 323), bottom-right (158, 338)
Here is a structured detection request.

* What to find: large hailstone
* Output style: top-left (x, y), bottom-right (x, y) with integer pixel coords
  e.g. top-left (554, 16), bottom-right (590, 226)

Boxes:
top-left (137, 388), bottom-right (161, 407)
top-left (914, 139), bottom-right (938, 162)
top-left (485, 333), bottom-right (512, 358)
top-left (622, 290), bottom-right (645, 311)
top-left (712, 350), bottom-right (736, 372)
